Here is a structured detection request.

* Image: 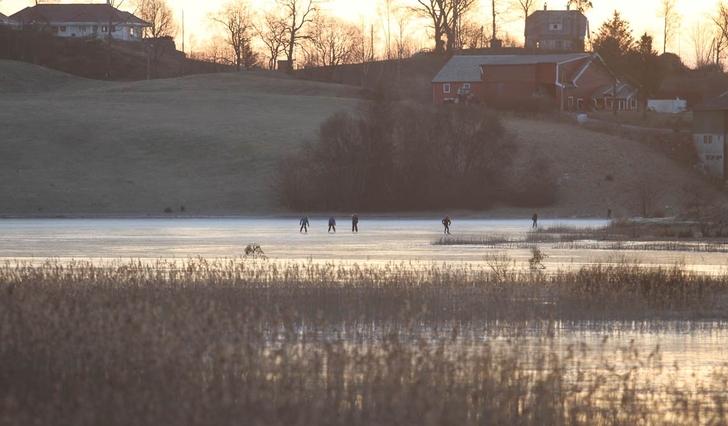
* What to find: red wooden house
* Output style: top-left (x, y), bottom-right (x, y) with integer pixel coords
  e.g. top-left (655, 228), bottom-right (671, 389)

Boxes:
top-left (432, 53), bottom-right (638, 111)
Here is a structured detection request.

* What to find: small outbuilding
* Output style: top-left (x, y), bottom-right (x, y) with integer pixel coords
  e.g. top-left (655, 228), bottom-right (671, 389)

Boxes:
top-left (647, 98), bottom-right (688, 114)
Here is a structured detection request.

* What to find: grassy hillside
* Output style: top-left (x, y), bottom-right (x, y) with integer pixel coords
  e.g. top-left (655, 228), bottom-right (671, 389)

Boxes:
top-left (0, 60), bottom-right (361, 215)
top-left (0, 60), bottom-right (717, 216)
top-left (505, 118), bottom-right (709, 218)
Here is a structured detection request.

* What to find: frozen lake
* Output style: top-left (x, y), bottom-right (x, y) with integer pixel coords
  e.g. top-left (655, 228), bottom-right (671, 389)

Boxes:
top-left (1, 218), bottom-right (728, 273)
top-left (1, 218), bottom-right (727, 395)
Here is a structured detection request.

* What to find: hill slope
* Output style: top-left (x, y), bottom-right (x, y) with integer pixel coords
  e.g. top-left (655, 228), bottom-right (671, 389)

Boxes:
top-left (0, 60), bottom-right (715, 217)
top-left (0, 61), bottom-right (361, 215)
top-left (505, 118), bottom-right (707, 218)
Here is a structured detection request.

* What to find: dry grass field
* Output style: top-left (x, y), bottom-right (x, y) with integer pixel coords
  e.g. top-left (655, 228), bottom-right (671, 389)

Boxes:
top-left (0, 60), bottom-right (716, 216)
top-left (2, 259), bottom-right (728, 425)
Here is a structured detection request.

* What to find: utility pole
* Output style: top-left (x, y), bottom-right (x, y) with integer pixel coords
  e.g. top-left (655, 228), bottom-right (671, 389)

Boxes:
top-left (491, 0), bottom-right (497, 46)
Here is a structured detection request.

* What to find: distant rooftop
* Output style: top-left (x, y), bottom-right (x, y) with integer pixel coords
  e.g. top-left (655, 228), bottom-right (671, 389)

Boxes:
top-left (432, 53), bottom-right (590, 83)
top-left (10, 4), bottom-right (148, 26)
top-left (528, 9), bottom-right (588, 16)
top-left (695, 91), bottom-right (728, 111)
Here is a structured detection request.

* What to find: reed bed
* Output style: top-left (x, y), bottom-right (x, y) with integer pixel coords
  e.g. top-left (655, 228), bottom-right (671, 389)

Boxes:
top-left (1, 258), bottom-right (728, 425)
top-left (434, 221), bottom-right (728, 253)
top-left (555, 241), bottom-right (728, 253)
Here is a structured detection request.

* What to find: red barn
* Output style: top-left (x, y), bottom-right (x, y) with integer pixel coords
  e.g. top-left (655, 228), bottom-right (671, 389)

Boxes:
top-left (432, 53), bottom-right (638, 111)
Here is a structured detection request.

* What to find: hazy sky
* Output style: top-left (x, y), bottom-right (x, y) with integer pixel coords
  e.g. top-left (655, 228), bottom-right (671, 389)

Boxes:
top-left (0, 0), bottom-right (720, 65)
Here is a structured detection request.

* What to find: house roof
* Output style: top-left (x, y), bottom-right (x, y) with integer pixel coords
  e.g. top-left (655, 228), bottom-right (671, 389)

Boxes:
top-left (528, 9), bottom-right (587, 18)
top-left (432, 53), bottom-right (590, 83)
top-left (595, 83), bottom-right (638, 99)
top-left (695, 91), bottom-right (728, 111)
top-left (10, 4), bottom-right (149, 26)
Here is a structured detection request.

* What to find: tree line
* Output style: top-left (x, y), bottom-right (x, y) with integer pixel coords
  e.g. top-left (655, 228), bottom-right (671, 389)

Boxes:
top-left (123, 0), bottom-right (728, 73)
top-left (133, 0), bottom-right (599, 72)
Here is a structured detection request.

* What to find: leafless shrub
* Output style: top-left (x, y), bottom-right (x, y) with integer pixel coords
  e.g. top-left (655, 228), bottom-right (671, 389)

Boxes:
top-left (528, 246), bottom-right (547, 270)
top-left (278, 102), bottom-right (529, 211)
top-left (243, 243), bottom-right (266, 258)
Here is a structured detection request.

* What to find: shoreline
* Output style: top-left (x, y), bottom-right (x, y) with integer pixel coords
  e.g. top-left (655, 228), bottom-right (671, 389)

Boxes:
top-left (0, 209), bottom-right (613, 221)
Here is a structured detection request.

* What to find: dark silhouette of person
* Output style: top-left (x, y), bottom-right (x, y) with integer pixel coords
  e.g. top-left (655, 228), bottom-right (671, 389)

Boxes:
top-left (299, 216), bottom-right (310, 233)
top-left (328, 216), bottom-right (337, 233)
top-left (352, 214), bottom-right (359, 233)
top-left (442, 216), bottom-right (452, 235)
top-left (532, 213), bottom-right (538, 229)
top-left (607, 208), bottom-right (613, 220)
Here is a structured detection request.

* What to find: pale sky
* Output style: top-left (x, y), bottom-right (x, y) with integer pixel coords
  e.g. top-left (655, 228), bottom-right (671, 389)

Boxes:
top-left (0, 0), bottom-right (720, 65)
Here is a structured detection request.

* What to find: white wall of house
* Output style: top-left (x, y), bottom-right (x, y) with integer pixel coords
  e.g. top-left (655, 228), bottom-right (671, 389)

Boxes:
top-left (49, 22), bottom-right (143, 41)
top-left (648, 99), bottom-right (687, 114)
top-left (694, 133), bottom-right (725, 178)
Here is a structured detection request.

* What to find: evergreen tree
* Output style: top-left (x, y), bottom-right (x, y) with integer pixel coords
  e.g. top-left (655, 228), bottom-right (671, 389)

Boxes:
top-left (594, 14), bottom-right (664, 114)
top-left (593, 11), bottom-right (636, 72)
top-left (627, 33), bottom-right (663, 111)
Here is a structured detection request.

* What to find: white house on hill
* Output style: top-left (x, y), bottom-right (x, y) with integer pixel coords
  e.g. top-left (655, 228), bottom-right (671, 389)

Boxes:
top-left (9, 3), bottom-right (149, 42)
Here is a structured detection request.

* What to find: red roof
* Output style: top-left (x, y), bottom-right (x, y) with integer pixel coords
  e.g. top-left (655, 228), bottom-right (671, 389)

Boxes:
top-left (10, 4), bottom-right (149, 26)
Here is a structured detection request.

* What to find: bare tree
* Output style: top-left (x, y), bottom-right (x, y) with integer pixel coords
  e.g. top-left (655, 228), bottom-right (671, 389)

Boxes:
top-left (391, 7), bottom-right (411, 58)
top-left (379, 0), bottom-right (396, 59)
top-left (691, 22), bottom-right (716, 68)
top-left (715, 33), bottom-right (727, 68)
top-left (714, 2), bottom-right (728, 67)
top-left (189, 36), bottom-right (232, 67)
top-left (135, 0), bottom-right (175, 78)
top-left (460, 20), bottom-right (489, 48)
top-left (514, 0), bottom-right (536, 40)
top-left (304, 15), bottom-right (358, 67)
top-left (447, 0), bottom-right (478, 51)
top-left (350, 21), bottom-right (375, 64)
top-left (213, 0), bottom-right (258, 71)
top-left (567, 0), bottom-right (593, 12)
top-left (255, 11), bottom-right (289, 70)
top-left (136, 0), bottom-right (175, 39)
top-left (411, 0), bottom-right (447, 53)
top-left (660, 0), bottom-right (680, 54)
top-left (410, 0), bottom-right (477, 53)
top-left (278, 0), bottom-right (317, 71)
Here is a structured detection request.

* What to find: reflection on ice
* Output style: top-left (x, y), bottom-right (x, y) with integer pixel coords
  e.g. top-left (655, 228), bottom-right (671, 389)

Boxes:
top-left (1, 218), bottom-right (727, 274)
